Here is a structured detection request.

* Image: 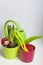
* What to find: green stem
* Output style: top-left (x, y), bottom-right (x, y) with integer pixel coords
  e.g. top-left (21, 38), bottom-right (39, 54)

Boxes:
top-left (14, 32), bottom-right (23, 48)
top-left (14, 31), bottom-right (29, 52)
top-left (7, 25), bottom-right (11, 41)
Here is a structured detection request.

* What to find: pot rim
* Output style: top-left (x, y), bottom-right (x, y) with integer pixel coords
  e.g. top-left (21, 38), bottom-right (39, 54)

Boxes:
top-left (20, 44), bottom-right (35, 53)
top-left (3, 45), bottom-right (19, 49)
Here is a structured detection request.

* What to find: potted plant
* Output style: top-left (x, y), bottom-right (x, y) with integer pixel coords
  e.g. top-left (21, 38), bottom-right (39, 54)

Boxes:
top-left (1, 19), bottom-right (43, 62)
top-left (14, 31), bottom-right (42, 63)
top-left (1, 20), bottom-right (26, 59)
top-left (1, 25), bottom-right (19, 59)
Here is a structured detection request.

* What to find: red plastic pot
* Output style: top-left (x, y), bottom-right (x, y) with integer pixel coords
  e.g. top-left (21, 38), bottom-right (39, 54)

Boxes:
top-left (19, 44), bottom-right (35, 63)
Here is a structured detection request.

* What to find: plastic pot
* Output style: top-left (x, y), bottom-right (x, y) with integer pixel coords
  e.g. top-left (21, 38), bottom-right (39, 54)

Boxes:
top-left (3, 45), bottom-right (19, 59)
top-left (19, 44), bottom-right (35, 63)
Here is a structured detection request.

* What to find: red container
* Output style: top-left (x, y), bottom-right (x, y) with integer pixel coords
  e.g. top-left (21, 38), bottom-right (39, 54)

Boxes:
top-left (19, 44), bottom-right (35, 63)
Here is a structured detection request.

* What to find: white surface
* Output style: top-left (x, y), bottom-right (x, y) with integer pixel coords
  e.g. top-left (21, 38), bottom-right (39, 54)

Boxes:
top-left (0, 0), bottom-right (43, 65)
top-left (0, 39), bottom-right (43, 65)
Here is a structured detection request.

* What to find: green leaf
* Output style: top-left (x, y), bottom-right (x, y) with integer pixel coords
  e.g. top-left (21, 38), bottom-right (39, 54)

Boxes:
top-left (25, 36), bottom-right (43, 44)
top-left (7, 25), bottom-right (11, 41)
top-left (10, 25), bottom-right (15, 42)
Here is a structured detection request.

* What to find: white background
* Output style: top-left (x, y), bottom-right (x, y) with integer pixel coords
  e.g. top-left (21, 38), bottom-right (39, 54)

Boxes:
top-left (0, 0), bottom-right (43, 65)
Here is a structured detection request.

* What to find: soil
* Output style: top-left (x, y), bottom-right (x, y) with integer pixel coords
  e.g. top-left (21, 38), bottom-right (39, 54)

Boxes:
top-left (7, 41), bottom-right (18, 48)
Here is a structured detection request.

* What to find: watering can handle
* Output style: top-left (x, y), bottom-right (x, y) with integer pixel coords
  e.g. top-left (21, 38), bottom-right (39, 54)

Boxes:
top-left (4, 20), bottom-right (21, 38)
